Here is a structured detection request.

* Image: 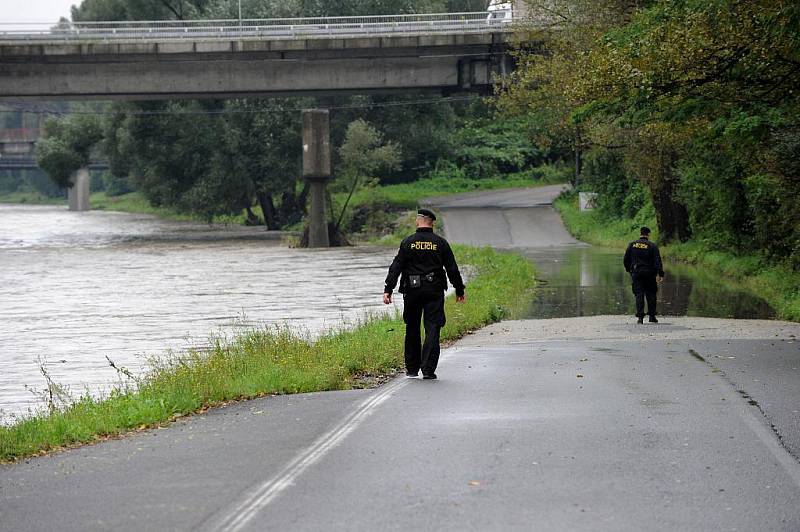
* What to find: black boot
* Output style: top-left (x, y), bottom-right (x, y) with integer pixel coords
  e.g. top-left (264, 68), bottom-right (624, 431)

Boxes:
top-left (649, 316), bottom-right (658, 323)
top-left (637, 317), bottom-right (644, 324)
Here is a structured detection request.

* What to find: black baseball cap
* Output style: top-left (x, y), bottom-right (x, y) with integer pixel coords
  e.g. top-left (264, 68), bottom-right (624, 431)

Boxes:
top-left (640, 226), bottom-right (651, 235)
top-left (417, 208), bottom-right (436, 221)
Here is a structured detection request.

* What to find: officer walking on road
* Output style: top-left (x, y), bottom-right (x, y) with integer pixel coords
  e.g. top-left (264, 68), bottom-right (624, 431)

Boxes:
top-left (383, 208), bottom-right (465, 379)
top-left (624, 226), bottom-right (665, 324)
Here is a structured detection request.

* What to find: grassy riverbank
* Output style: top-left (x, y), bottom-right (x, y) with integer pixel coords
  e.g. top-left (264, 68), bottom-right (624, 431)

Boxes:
top-left (1, 171), bottom-right (560, 227)
top-left (336, 172), bottom-right (553, 210)
top-left (0, 245), bottom-right (535, 463)
top-left (555, 194), bottom-right (800, 321)
top-left (0, 191), bottom-right (65, 205)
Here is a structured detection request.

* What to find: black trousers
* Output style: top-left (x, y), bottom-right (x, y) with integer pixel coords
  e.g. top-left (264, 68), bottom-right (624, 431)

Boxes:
top-left (402, 289), bottom-right (446, 375)
top-left (631, 272), bottom-right (658, 318)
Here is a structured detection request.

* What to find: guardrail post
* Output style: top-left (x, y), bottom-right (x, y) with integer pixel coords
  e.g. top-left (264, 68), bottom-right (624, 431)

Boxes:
top-left (302, 109), bottom-right (331, 247)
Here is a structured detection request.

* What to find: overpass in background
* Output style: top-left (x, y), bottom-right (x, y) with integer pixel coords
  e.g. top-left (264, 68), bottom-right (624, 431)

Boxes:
top-left (0, 12), bottom-right (530, 100)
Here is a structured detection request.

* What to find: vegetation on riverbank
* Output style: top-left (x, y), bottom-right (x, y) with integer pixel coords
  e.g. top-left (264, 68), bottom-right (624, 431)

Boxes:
top-left (555, 193), bottom-right (800, 322)
top-left (0, 245), bottom-right (535, 463)
top-left (0, 191), bottom-right (65, 205)
top-left (1, 168), bottom-right (567, 234)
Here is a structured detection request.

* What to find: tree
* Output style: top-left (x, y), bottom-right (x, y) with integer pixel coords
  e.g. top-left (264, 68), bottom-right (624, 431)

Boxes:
top-left (500, 0), bottom-right (800, 254)
top-left (334, 119), bottom-right (401, 230)
top-left (105, 100), bottom-right (223, 217)
top-left (498, 0), bottom-right (695, 241)
top-left (571, 0), bottom-right (800, 247)
top-left (71, 0), bottom-right (215, 21)
top-left (215, 98), bottom-right (312, 229)
top-left (36, 114), bottom-right (104, 188)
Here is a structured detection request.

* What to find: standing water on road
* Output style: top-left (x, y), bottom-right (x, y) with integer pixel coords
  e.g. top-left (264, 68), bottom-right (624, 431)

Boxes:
top-left (520, 246), bottom-right (775, 319)
top-left (0, 205), bottom-right (396, 421)
top-left (435, 197), bottom-right (775, 321)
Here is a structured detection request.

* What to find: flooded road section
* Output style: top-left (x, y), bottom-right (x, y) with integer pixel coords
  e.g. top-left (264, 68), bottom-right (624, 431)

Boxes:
top-left (0, 205), bottom-right (395, 421)
top-left (435, 189), bottom-right (775, 321)
top-left (520, 246), bottom-right (775, 320)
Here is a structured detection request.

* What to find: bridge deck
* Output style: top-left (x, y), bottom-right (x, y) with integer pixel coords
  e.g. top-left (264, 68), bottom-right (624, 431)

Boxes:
top-left (0, 13), bottom-right (526, 100)
top-left (0, 12), bottom-right (517, 46)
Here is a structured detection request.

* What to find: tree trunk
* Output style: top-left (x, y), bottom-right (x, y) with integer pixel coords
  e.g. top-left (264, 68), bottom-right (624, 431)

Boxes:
top-left (244, 206), bottom-right (262, 226)
top-left (649, 151), bottom-right (691, 243)
top-left (573, 128), bottom-right (584, 187)
top-left (277, 183), bottom-right (309, 227)
top-left (257, 192), bottom-right (279, 230)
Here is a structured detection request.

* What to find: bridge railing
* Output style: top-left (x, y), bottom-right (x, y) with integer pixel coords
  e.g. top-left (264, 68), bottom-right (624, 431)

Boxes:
top-left (0, 12), bottom-right (515, 42)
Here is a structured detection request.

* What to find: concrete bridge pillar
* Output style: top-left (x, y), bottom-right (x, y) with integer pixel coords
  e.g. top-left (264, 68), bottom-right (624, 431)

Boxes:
top-left (302, 109), bottom-right (331, 248)
top-left (68, 167), bottom-right (91, 211)
top-left (513, 0), bottom-right (529, 19)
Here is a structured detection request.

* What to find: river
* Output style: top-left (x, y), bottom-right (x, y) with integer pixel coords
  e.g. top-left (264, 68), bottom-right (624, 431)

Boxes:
top-left (0, 205), bottom-right (396, 422)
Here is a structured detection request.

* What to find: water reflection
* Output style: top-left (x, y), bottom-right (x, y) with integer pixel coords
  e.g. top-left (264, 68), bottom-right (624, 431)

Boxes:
top-left (521, 246), bottom-right (775, 320)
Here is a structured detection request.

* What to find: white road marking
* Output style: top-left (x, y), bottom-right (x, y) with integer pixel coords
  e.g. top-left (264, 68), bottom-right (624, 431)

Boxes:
top-left (204, 377), bottom-right (408, 532)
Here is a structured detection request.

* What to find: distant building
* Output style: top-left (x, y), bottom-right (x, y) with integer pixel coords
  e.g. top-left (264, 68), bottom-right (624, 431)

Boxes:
top-left (0, 127), bottom-right (41, 158)
top-left (486, 1), bottom-right (530, 20)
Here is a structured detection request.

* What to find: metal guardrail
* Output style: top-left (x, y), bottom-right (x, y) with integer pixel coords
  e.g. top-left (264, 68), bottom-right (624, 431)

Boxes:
top-left (0, 12), bottom-right (514, 43)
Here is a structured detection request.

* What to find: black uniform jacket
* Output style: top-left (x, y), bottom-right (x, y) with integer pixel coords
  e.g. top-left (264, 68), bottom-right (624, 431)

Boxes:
top-left (623, 237), bottom-right (665, 277)
top-left (384, 227), bottom-right (465, 296)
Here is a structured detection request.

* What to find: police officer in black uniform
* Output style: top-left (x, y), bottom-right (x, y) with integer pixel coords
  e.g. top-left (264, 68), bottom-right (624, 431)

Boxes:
top-left (383, 208), bottom-right (465, 379)
top-left (623, 226), bottom-right (665, 324)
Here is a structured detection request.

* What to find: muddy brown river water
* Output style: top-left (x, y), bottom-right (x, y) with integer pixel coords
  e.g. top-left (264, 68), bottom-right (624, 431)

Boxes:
top-left (0, 205), bottom-right (396, 421)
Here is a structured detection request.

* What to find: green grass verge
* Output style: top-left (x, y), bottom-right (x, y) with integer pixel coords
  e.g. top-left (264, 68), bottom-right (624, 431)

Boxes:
top-left (90, 192), bottom-right (211, 222)
top-left (554, 194), bottom-right (800, 321)
top-left (0, 191), bottom-right (66, 205)
top-left (0, 245), bottom-right (535, 463)
top-left (335, 173), bottom-right (552, 211)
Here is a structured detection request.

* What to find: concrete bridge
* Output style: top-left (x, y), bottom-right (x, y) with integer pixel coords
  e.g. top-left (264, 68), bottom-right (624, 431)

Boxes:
top-left (0, 12), bottom-right (524, 101)
top-left (0, 9), bottom-right (531, 240)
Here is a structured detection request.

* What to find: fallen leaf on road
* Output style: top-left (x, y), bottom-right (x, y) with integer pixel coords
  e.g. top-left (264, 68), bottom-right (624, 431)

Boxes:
top-left (580, 357), bottom-right (589, 362)
top-left (577, 374), bottom-right (584, 378)
top-left (468, 481), bottom-right (480, 487)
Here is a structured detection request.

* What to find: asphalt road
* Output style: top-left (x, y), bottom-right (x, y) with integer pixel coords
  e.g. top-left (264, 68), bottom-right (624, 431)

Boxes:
top-left (1, 317), bottom-right (799, 531)
top-left (425, 184), bottom-right (579, 247)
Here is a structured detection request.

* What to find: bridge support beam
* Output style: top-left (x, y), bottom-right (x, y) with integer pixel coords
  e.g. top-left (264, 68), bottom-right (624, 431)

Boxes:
top-left (68, 167), bottom-right (90, 212)
top-left (302, 109), bottom-right (331, 248)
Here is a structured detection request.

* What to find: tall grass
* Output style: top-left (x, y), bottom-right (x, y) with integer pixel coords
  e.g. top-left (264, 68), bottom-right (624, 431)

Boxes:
top-left (554, 194), bottom-right (800, 321)
top-left (0, 245), bottom-right (535, 463)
